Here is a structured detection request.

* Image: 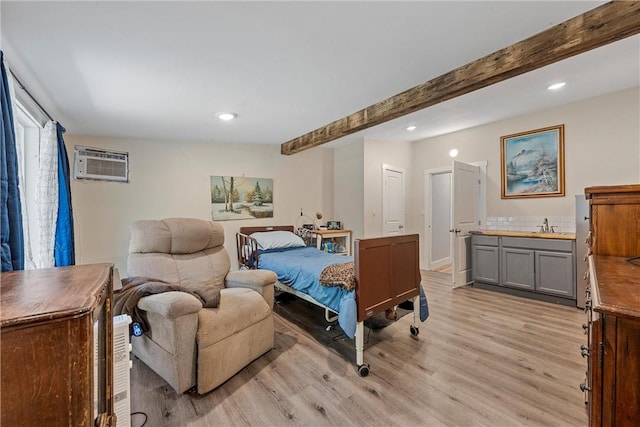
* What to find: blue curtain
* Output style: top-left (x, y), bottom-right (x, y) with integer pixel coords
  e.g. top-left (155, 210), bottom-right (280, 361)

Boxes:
top-left (0, 51), bottom-right (24, 271)
top-left (54, 122), bottom-right (74, 266)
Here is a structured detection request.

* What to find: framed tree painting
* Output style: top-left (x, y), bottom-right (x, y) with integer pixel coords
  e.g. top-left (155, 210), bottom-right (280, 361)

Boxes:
top-left (500, 124), bottom-right (565, 199)
top-left (210, 176), bottom-right (273, 220)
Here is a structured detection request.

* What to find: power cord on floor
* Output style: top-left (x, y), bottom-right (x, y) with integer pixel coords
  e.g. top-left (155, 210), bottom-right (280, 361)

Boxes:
top-left (131, 411), bottom-right (148, 427)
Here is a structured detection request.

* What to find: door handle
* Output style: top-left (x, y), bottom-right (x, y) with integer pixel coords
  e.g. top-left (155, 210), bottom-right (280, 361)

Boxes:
top-left (399, 224), bottom-right (404, 229)
top-left (449, 229), bottom-right (461, 233)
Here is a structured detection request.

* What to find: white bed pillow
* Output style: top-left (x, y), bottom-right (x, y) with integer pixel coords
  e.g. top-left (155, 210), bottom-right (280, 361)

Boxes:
top-left (252, 230), bottom-right (305, 250)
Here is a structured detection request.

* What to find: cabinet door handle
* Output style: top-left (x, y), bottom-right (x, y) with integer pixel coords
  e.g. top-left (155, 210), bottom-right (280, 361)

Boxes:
top-left (580, 383), bottom-right (591, 392)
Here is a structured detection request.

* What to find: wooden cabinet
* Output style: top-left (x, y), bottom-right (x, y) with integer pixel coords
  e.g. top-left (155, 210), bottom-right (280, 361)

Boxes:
top-left (585, 256), bottom-right (640, 426)
top-left (583, 184), bottom-right (640, 426)
top-left (312, 229), bottom-right (352, 256)
top-left (587, 184), bottom-right (640, 258)
top-left (1, 264), bottom-right (115, 427)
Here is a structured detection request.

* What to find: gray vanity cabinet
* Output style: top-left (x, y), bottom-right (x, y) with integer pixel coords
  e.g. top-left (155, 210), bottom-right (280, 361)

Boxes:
top-left (500, 247), bottom-right (535, 290)
top-left (471, 235), bottom-right (499, 285)
top-left (535, 250), bottom-right (575, 298)
top-left (472, 233), bottom-right (577, 306)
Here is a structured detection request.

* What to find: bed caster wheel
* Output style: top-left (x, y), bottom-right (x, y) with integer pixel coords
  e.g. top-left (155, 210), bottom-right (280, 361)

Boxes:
top-left (357, 364), bottom-right (370, 377)
top-left (410, 325), bottom-right (419, 337)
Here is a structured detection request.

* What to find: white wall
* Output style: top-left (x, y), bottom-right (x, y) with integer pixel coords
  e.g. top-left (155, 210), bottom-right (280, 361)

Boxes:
top-left (412, 87), bottom-right (640, 243)
top-left (67, 135), bottom-right (334, 275)
top-left (333, 140), bottom-right (364, 239)
top-left (333, 138), bottom-right (414, 240)
top-left (363, 138), bottom-right (413, 237)
top-left (66, 88), bottom-right (639, 275)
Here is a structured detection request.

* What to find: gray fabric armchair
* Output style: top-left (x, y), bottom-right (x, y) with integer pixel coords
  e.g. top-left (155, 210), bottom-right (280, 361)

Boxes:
top-left (127, 218), bottom-right (276, 394)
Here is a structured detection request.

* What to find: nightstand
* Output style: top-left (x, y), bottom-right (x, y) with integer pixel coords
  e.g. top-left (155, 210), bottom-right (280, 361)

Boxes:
top-left (312, 229), bottom-right (352, 256)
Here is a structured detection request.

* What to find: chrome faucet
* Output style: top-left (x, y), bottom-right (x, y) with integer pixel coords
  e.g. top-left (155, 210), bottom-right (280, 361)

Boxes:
top-left (542, 218), bottom-right (549, 233)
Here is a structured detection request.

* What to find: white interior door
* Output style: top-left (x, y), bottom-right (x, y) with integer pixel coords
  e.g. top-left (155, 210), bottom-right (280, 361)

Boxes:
top-left (382, 164), bottom-right (405, 236)
top-left (425, 168), bottom-right (452, 270)
top-left (451, 160), bottom-right (479, 287)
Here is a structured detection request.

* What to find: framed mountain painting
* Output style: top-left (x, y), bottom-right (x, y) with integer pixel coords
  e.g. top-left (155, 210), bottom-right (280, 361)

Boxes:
top-left (500, 124), bottom-right (565, 199)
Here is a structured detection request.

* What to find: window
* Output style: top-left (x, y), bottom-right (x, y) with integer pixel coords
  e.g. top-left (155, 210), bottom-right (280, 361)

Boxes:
top-left (14, 102), bottom-right (43, 269)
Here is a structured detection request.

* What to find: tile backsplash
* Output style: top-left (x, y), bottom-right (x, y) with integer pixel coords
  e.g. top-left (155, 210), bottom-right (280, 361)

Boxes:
top-left (484, 216), bottom-right (576, 233)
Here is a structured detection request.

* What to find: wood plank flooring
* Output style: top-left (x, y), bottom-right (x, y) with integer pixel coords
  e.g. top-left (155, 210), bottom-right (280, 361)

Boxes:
top-left (130, 271), bottom-right (588, 427)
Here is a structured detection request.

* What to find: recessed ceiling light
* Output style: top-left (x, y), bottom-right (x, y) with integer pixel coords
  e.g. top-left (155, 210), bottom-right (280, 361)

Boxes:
top-left (449, 148), bottom-right (459, 158)
top-left (547, 82), bottom-right (566, 91)
top-left (215, 112), bottom-right (237, 121)
top-left (406, 125), bottom-right (417, 131)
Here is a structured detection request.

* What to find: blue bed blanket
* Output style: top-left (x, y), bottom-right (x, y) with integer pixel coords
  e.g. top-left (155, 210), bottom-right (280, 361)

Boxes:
top-left (258, 246), bottom-right (428, 338)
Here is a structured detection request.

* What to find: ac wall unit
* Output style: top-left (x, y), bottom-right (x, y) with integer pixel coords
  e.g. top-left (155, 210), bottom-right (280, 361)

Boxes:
top-left (74, 146), bottom-right (129, 182)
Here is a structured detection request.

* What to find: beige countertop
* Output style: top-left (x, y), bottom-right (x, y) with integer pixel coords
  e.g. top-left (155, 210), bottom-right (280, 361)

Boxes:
top-left (471, 230), bottom-right (576, 240)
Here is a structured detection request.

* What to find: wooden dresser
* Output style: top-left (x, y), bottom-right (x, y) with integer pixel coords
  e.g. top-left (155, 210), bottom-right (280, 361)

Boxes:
top-left (583, 184), bottom-right (640, 426)
top-left (1, 264), bottom-right (115, 427)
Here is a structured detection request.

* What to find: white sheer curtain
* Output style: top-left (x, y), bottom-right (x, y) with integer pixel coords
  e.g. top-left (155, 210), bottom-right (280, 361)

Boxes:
top-left (36, 121), bottom-right (58, 268)
top-left (5, 60), bottom-right (36, 269)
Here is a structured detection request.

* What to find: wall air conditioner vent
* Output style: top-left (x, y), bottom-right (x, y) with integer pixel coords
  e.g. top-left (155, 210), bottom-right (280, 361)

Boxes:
top-left (74, 146), bottom-right (129, 182)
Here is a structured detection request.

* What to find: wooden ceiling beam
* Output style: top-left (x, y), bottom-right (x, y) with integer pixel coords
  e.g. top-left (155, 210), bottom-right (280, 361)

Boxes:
top-left (281, 1), bottom-right (640, 155)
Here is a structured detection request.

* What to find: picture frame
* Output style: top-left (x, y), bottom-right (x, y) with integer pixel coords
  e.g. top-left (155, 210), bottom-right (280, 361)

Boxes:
top-left (210, 176), bottom-right (273, 220)
top-left (500, 124), bottom-right (565, 199)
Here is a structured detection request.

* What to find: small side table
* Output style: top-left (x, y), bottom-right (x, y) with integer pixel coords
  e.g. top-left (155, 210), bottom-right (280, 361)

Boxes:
top-left (312, 229), bottom-right (352, 256)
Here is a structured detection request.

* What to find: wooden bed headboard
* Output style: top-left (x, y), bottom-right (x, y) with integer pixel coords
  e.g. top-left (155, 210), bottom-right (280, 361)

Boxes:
top-left (239, 225), bottom-right (294, 235)
top-left (236, 226), bottom-right (295, 269)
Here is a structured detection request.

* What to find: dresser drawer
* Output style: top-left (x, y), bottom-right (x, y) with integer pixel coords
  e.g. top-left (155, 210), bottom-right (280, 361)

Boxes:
top-left (501, 236), bottom-right (573, 252)
top-left (471, 234), bottom-right (499, 247)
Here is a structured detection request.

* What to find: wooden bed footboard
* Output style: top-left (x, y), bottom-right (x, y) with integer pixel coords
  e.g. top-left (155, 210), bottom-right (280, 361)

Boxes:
top-left (355, 234), bottom-right (420, 322)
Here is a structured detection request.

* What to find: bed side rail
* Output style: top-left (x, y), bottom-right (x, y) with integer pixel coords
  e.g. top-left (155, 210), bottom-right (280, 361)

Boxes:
top-left (236, 232), bottom-right (260, 269)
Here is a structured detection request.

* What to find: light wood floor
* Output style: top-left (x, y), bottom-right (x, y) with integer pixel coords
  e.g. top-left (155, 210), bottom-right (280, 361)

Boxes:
top-left (430, 263), bottom-right (452, 274)
top-left (130, 271), bottom-right (588, 427)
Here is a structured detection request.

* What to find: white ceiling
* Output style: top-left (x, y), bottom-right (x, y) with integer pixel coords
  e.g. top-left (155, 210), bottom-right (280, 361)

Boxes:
top-left (2, 1), bottom-right (638, 150)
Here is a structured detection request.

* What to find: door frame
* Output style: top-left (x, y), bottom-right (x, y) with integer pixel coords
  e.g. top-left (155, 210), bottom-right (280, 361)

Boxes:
top-left (423, 160), bottom-right (487, 271)
top-left (424, 166), bottom-right (452, 271)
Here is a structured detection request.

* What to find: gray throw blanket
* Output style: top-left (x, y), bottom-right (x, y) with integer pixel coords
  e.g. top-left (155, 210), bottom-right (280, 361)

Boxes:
top-left (113, 277), bottom-right (205, 335)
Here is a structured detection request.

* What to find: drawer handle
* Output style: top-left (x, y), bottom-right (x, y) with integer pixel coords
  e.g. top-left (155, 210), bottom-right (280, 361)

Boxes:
top-left (580, 383), bottom-right (591, 392)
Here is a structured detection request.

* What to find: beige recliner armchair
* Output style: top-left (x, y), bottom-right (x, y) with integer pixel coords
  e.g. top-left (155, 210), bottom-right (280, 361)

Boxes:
top-left (126, 218), bottom-right (277, 394)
